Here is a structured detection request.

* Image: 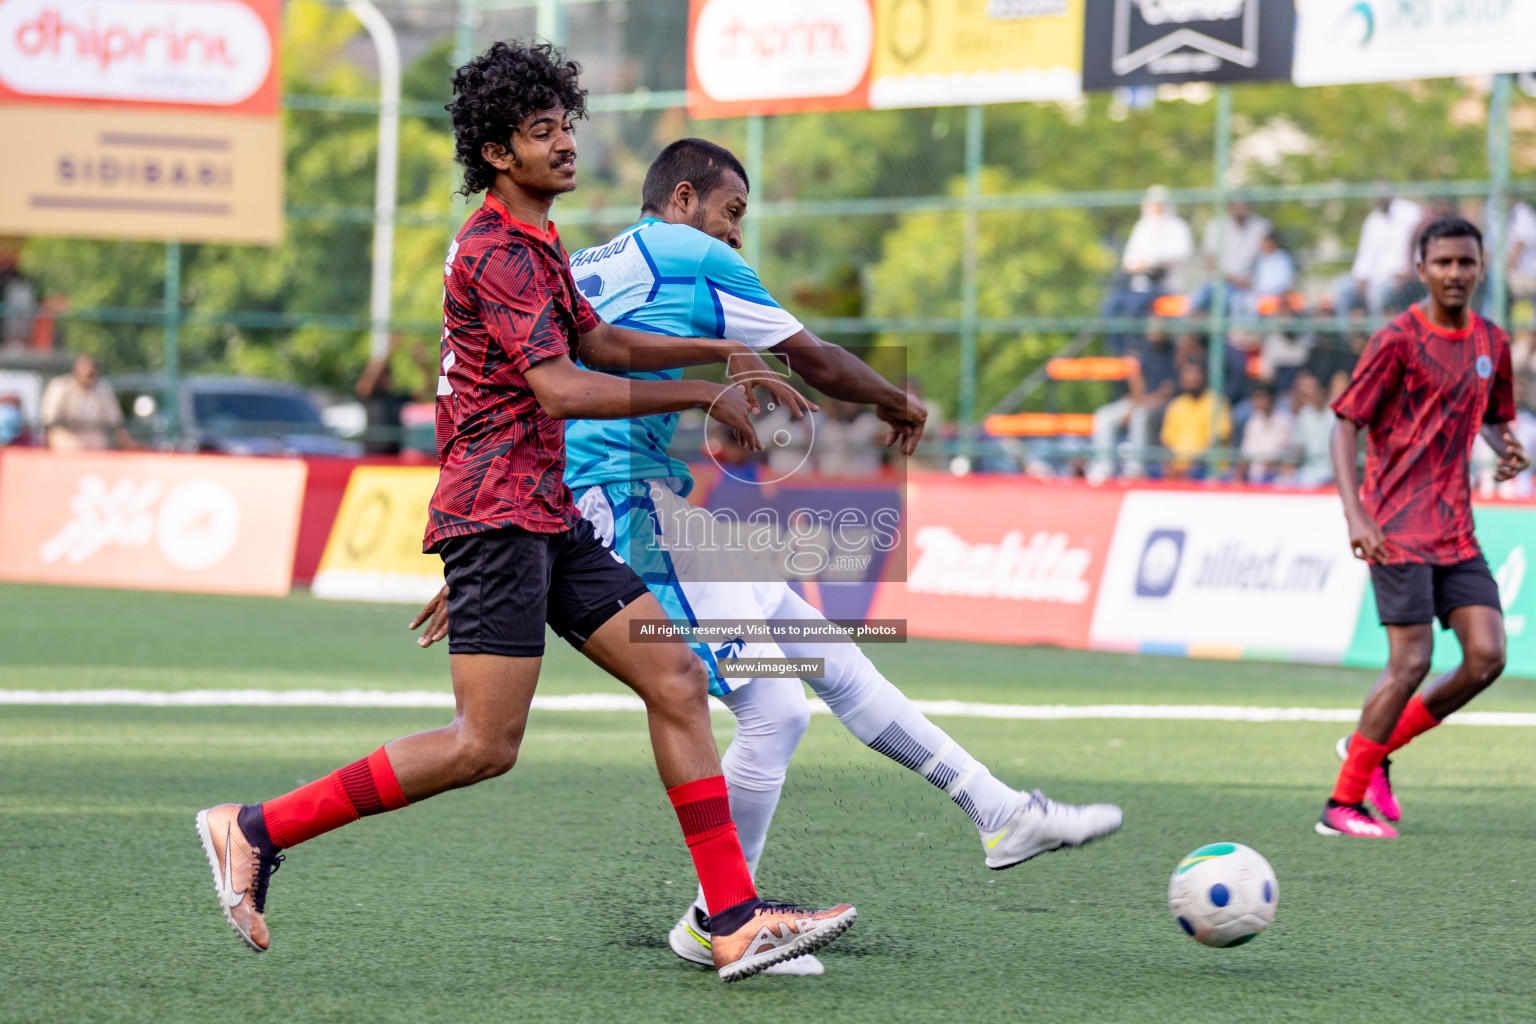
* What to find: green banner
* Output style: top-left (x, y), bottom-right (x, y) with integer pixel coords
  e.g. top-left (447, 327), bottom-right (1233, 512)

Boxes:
top-left (1343, 506), bottom-right (1535, 680)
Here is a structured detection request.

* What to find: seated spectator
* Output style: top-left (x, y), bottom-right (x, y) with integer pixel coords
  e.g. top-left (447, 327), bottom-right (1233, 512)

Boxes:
top-left (1238, 385), bottom-right (1292, 483)
top-left (1090, 322), bottom-right (1179, 480)
top-left (1102, 186), bottom-right (1192, 353)
top-left (1473, 374), bottom-right (1536, 497)
top-left (1245, 231), bottom-right (1295, 313)
top-left (1331, 188), bottom-right (1422, 321)
top-left (40, 354), bottom-right (132, 450)
top-left (1191, 201), bottom-right (1270, 315)
top-left (1257, 304), bottom-right (1313, 394)
top-left (356, 335), bottom-right (433, 456)
top-left (1160, 362), bottom-right (1230, 479)
top-left (0, 393), bottom-right (30, 446)
top-left (817, 400), bottom-right (885, 477)
top-left (1285, 370), bottom-right (1334, 486)
top-left (1303, 305), bottom-right (1368, 399)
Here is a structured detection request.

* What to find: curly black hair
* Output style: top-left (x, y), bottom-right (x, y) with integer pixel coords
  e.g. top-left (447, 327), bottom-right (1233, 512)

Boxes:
top-left (448, 41), bottom-right (587, 197)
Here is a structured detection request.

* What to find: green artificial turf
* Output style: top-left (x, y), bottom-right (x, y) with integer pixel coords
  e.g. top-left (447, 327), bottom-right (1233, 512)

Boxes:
top-left (3, 584), bottom-right (1535, 1022)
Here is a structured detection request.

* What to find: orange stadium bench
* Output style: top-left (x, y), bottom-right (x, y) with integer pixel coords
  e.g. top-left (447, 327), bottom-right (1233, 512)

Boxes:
top-left (984, 412), bottom-right (1096, 437)
top-left (1045, 356), bottom-right (1139, 381)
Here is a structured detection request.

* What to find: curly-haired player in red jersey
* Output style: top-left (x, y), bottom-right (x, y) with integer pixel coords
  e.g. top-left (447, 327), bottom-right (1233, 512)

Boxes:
top-left (1320, 216), bottom-right (1530, 839)
top-left (192, 41), bottom-right (856, 980)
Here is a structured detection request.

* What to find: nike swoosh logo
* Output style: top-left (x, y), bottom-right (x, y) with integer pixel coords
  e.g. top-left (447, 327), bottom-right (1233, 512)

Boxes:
top-left (220, 822), bottom-right (245, 908)
top-left (986, 828), bottom-right (1009, 849)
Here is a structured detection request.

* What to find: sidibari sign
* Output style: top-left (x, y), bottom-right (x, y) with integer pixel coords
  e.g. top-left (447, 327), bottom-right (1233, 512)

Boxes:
top-left (687, 0), bottom-right (874, 116)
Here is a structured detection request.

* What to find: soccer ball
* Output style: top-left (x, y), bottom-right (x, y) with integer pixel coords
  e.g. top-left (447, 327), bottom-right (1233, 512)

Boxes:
top-left (1167, 842), bottom-right (1277, 948)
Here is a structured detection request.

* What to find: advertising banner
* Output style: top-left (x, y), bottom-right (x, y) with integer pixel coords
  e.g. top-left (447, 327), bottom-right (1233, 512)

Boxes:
top-left (0, 0), bottom-right (283, 244)
top-left (1292, 0), bottom-right (1536, 87)
top-left (867, 477), bottom-right (1122, 647)
top-left (1343, 505), bottom-right (1536, 679)
top-left (687, 0), bottom-right (874, 118)
top-left (311, 467), bottom-right (443, 604)
top-left (1088, 490), bottom-right (1369, 660)
top-left (0, 449), bottom-right (305, 595)
top-left (1081, 0), bottom-right (1295, 90)
top-left (869, 0), bottom-right (1085, 108)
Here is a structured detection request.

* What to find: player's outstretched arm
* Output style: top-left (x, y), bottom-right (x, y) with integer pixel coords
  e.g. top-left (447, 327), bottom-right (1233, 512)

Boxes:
top-left (578, 321), bottom-right (815, 418)
top-left (525, 353), bottom-right (768, 449)
top-left (1480, 422), bottom-right (1532, 482)
top-left (769, 329), bottom-right (928, 455)
top-left (1331, 415), bottom-right (1385, 561)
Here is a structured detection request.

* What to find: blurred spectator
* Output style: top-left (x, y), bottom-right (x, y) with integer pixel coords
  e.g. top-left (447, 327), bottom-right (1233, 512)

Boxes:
top-left (1304, 308), bottom-right (1368, 398)
top-left (1238, 384), bottom-right (1292, 483)
top-left (1160, 362), bottom-right (1230, 479)
top-left (1102, 186), bottom-right (1192, 353)
top-left (1332, 188), bottom-right (1422, 320)
top-left (0, 239), bottom-right (35, 350)
top-left (0, 393), bottom-right (30, 446)
top-left (40, 354), bottom-right (132, 450)
top-left (356, 335), bottom-right (430, 455)
top-left (758, 401), bottom-right (815, 478)
top-left (1474, 375), bottom-right (1536, 496)
top-left (1502, 199), bottom-right (1536, 320)
top-left (1257, 303), bottom-right (1312, 392)
top-left (817, 400), bottom-right (884, 477)
top-left (1090, 321), bottom-right (1179, 479)
top-left (1286, 370), bottom-right (1334, 486)
top-left (1247, 231), bottom-right (1296, 311)
top-left (1192, 201), bottom-right (1269, 314)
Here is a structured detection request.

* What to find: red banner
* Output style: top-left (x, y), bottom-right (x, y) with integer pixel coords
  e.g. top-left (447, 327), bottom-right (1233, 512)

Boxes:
top-left (867, 475), bottom-right (1123, 647)
top-left (0, 449), bottom-right (305, 595)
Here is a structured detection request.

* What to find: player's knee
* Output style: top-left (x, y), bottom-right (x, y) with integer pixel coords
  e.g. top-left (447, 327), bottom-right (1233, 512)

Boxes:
top-left (454, 734), bottom-right (520, 783)
top-left (1388, 649), bottom-right (1433, 685)
top-left (780, 695), bottom-right (812, 743)
top-left (648, 655), bottom-right (712, 717)
top-left (1465, 641), bottom-right (1506, 684)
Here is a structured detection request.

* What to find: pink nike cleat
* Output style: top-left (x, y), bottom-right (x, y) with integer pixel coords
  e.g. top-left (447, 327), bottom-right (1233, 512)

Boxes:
top-left (1315, 800), bottom-right (1398, 838)
top-left (1335, 736), bottom-right (1401, 822)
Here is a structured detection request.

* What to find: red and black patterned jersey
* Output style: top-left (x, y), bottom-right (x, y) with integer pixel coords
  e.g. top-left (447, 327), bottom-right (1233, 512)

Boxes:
top-left (423, 194), bottom-right (601, 553)
top-left (1331, 304), bottom-right (1515, 565)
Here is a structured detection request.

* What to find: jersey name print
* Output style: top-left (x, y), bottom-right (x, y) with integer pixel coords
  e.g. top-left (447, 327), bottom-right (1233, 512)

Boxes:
top-left (423, 194), bottom-right (600, 552)
top-left (1331, 304), bottom-right (1516, 565)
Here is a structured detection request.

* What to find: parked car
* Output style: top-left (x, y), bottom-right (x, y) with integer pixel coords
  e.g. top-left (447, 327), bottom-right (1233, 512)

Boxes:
top-left (110, 375), bottom-right (363, 457)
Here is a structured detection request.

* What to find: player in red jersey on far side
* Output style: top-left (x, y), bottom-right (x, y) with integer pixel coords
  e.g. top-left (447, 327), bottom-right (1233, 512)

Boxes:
top-left (193, 41), bottom-right (856, 980)
top-left (1321, 216), bottom-right (1530, 839)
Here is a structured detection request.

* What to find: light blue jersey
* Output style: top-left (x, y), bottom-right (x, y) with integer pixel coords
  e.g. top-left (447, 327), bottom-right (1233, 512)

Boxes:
top-left (563, 218), bottom-right (802, 495)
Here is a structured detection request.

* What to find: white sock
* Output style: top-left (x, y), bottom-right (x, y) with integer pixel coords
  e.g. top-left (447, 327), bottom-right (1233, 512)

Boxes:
top-left (775, 605), bottom-right (1020, 833)
top-left (690, 677), bottom-right (810, 915)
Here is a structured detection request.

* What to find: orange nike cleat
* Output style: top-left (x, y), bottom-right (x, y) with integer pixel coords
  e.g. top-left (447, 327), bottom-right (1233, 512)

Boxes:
top-left (194, 804), bottom-right (284, 951)
top-left (710, 900), bottom-right (857, 982)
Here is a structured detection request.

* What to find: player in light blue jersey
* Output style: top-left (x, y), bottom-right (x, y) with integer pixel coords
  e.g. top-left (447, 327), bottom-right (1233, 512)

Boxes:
top-left (413, 140), bottom-right (1122, 975)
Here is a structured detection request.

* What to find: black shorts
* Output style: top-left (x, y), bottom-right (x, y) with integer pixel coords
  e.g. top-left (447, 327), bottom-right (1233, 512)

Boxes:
top-left (1369, 554), bottom-right (1502, 630)
top-left (440, 519), bottom-right (650, 657)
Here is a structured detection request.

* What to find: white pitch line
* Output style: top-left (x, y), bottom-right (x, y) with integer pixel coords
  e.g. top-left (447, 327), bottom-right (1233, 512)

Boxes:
top-left (3, 690), bottom-right (1536, 727)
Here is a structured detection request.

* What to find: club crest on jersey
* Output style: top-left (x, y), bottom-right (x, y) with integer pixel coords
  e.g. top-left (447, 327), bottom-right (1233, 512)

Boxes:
top-left (1476, 354), bottom-right (1493, 380)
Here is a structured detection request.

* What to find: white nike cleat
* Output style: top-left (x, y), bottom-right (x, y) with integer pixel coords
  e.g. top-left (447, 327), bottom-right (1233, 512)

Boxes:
top-left (667, 905), bottom-right (825, 976)
top-left (982, 789), bottom-right (1124, 870)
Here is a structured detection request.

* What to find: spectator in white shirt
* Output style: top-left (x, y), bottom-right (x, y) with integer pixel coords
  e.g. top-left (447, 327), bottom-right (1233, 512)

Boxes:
top-left (1103, 185), bottom-right (1193, 352)
top-left (1238, 385), bottom-right (1292, 483)
top-left (1331, 189), bottom-right (1422, 320)
top-left (1505, 200), bottom-right (1536, 307)
top-left (1285, 370), bottom-right (1334, 486)
top-left (1192, 201), bottom-right (1270, 314)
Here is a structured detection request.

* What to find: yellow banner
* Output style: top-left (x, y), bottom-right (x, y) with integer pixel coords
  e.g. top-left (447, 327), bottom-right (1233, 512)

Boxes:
top-left (312, 467), bottom-right (443, 604)
top-left (870, 0), bottom-right (1084, 108)
top-left (0, 105), bottom-right (283, 244)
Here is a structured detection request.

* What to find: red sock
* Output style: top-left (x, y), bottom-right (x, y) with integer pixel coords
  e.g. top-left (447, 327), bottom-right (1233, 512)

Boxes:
top-left (1387, 694), bottom-right (1441, 753)
top-left (1332, 731), bottom-right (1388, 805)
top-left (667, 776), bottom-right (757, 915)
top-left (261, 746), bottom-right (408, 849)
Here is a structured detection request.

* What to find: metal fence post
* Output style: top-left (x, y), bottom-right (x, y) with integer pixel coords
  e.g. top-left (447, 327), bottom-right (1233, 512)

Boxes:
top-left (348, 0), bottom-right (401, 362)
top-left (960, 104), bottom-right (984, 463)
top-left (745, 115), bottom-right (765, 271)
top-left (1488, 72), bottom-right (1512, 323)
top-left (454, 0), bottom-right (475, 64)
top-left (1207, 84), bottom-right (1233, 476)
top-left (163, 239), bottom-right (181, 445)
top-left (537, 0), bottom-right (564, 45)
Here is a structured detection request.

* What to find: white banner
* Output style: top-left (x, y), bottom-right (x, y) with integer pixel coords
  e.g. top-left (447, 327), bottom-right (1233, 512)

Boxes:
top-left (1088, 491), bottom-right (1369, 659)
top-left (1293, 0), bottom-right (1536, 86)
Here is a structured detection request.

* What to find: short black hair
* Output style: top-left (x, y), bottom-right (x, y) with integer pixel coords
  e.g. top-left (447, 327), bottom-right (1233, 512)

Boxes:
top-left (640, 138), bottom-right (749, 215)
top-left (1418, 215), bottom-right (1482, 260)
top-left (448, 41), bottom-right (587, 196)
